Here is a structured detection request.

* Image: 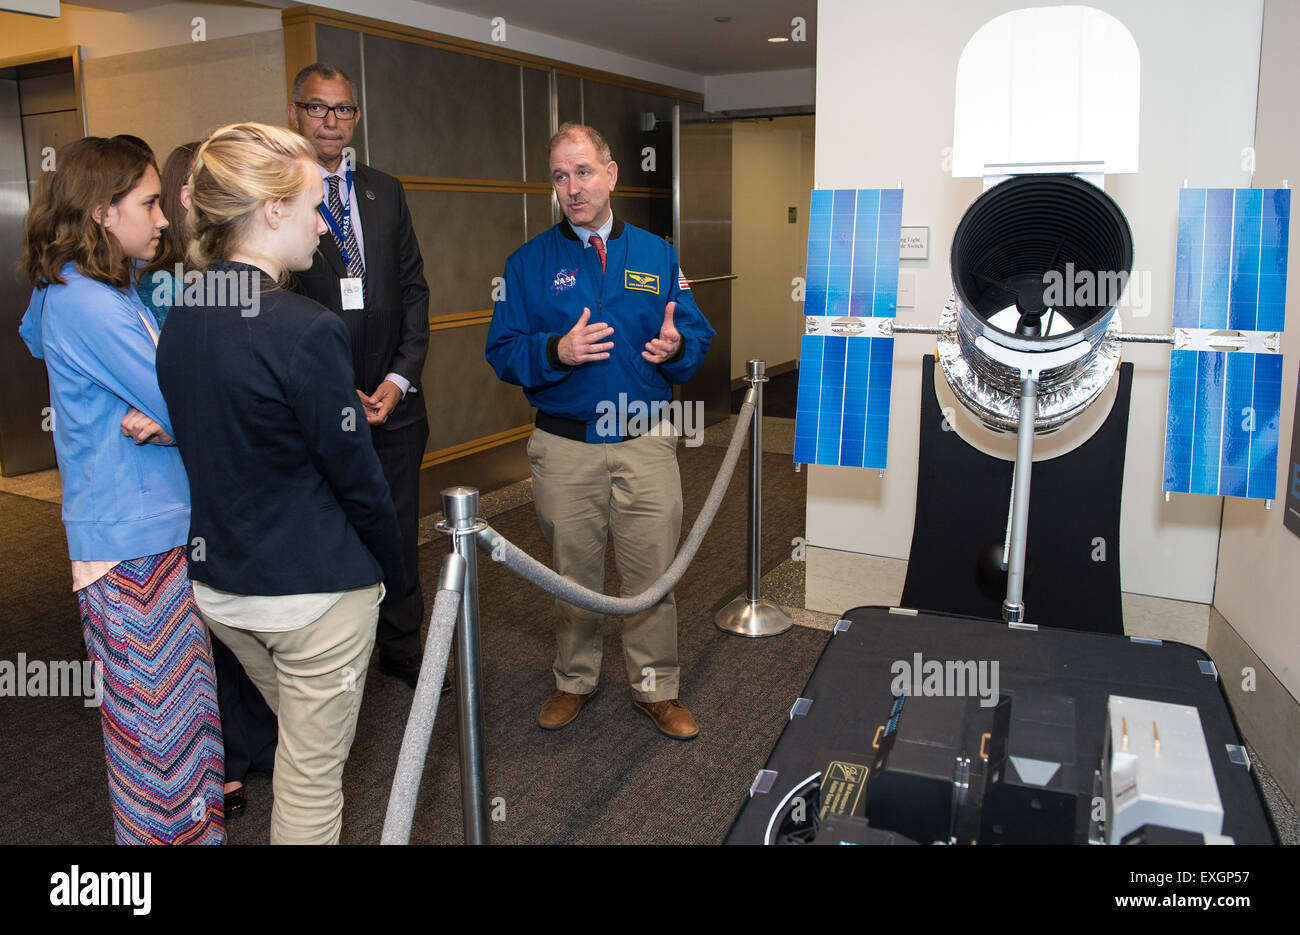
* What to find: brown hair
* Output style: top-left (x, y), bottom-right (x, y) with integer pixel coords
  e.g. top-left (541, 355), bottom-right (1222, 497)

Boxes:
top-left (20, 136), bottom-right (157, 289)
top-left (140, 140), bottom-right (201, 280)
top-left (187, 122), bottom-right (316, 282)
top-left (549, 122), bottom-right (613, 165)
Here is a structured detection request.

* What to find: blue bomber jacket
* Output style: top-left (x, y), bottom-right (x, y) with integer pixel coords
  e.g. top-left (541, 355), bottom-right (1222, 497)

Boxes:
top-left (485, 217), bottom-right (715, 443)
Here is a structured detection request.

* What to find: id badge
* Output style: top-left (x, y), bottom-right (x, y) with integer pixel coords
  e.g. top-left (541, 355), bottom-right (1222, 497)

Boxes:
top-left (340, 277), bottom-right (364, 310)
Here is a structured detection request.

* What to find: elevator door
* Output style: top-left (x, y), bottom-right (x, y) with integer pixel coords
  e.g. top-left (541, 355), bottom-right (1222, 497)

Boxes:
top-left (675, 112), bottom-right (732, 427)
top-left (0, 57), bottom-right (83, 476)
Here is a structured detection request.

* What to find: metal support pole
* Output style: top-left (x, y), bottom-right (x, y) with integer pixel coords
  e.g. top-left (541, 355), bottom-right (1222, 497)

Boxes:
top-left (715, 360), bottom-right (793, 637)
top-left (671, 103), bottom-right (681, 249)
top-left (1002, 376), bottom-right (1038, 624)
top-left (438, 486), bottom-right (489, 844)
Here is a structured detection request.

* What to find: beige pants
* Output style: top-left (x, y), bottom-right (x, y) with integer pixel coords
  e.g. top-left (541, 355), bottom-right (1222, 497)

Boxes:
top-left (528, 427), bottom-right (682, 702)
top-left (203, 584), bottom-right (381, 845)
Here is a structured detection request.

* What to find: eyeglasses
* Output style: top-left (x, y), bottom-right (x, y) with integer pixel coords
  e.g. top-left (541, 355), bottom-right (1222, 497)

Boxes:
top-left (294, 101), bottom-right (359, 120)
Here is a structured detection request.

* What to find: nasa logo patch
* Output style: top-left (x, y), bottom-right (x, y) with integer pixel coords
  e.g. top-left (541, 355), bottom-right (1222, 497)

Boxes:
top-left (551, 268), bottom-right (578, 294)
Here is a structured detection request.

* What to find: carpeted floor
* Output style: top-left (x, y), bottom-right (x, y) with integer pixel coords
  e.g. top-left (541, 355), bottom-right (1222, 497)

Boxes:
top-left (0, 441), bottom-right (823, 845)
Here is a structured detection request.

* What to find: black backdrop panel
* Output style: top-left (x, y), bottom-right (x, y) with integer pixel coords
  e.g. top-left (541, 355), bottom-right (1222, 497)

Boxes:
top-left (901, 356), bottom-right (1132, 634)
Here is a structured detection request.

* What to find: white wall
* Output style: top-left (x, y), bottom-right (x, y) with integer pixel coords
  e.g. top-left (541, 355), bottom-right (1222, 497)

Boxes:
top-left (302, 0), bottom-right (705, 95)
top-left (810, 0), bottom-right (1262, 604)
top-left (0, 2), bottom-right (281, 59)
top-left (730, 116), bottom-right (814, 379)
top-left (5, 1), bottom-right (709, 99)
top-left (1214, 0), bottom-right (1300, 702)
top-left (705, 68), bottom-right (815, 113)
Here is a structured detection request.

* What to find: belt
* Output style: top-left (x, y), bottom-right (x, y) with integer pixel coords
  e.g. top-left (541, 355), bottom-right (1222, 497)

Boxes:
top-left (534, 411), bottom-right (589, 442)
top-left (534, 409), bottom-right (669, 444)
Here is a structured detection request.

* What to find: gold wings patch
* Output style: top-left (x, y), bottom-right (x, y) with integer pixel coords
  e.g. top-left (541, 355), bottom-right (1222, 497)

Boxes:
top-left (624, 270), bottom-right (660, 294)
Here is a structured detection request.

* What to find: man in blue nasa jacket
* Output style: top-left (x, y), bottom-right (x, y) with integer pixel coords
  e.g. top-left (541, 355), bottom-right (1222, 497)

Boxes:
top-left (486, 123), bottom-right (715, 740)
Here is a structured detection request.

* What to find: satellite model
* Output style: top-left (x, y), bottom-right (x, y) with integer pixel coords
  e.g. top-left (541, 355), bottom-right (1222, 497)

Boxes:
top-left (792, 7), bottom-right (1290, 625)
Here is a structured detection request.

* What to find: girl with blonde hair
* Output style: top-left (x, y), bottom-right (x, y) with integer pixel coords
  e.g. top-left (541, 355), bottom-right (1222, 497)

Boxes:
top-left (156, 123), bottom-right (405, 845)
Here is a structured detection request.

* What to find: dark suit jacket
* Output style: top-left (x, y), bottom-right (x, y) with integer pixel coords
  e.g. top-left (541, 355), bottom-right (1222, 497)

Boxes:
top-left (293, 163), bottom-right (430, 431)
top-left (157, 262), bottom-right (406, 599)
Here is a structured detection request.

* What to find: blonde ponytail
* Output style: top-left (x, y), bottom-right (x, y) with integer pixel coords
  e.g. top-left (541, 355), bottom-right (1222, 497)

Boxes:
top-left (187, 122), bottom-right (316, 280)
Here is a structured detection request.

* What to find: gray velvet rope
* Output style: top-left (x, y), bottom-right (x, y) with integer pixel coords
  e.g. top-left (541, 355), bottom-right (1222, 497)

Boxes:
top-left (380, 581), bottom-right (461, 845)
top-left (478, 390), bottom-right (757, 616)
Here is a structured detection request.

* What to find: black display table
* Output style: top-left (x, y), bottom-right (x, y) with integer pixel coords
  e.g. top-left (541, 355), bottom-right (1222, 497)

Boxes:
top-left (725, 606), bottom-right (1275, 845)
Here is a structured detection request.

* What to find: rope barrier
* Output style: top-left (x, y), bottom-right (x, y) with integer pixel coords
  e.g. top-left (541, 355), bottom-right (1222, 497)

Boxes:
top-left (477, 389), bottom-right (757, 616)
top-left (381, 554), bottom-right (463, 844)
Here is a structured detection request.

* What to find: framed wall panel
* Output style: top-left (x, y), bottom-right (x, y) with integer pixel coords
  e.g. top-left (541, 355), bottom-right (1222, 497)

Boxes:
top-left (406, 188), bottom-right (524, 321)
top-left (609, 192), bottom-right (651, 231)
top-left (522, 66), bottom-right (551, 183)
top-left (579, 79), bottom-right (674, 191)
top-left (422, 322), bottom-right (533, 455)
top-left (525, 192), bottom-right (554, 241)
top-left (557, 73), bottom-right (582, 127)
top-left (312, 24), bottom-right (367, 162)
top-left (364, 34), bottom-right (523, 180)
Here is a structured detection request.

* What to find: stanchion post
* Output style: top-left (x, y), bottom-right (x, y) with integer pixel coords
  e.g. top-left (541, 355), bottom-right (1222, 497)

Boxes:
top-left (715, 360), bottom-right (793, 637)
top-left (438, 486), bottom-right (489, 843)
top-left (1002, 376), bottom-right (1038, 624)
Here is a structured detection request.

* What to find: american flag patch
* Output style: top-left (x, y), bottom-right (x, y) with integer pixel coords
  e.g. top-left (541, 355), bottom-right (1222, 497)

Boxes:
top-left (678, 269), bottom-right (690, 290)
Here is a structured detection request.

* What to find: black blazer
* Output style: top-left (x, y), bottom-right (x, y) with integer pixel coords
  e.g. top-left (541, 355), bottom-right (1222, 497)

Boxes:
top-left (157, 262), bottom-right (405, 599)
top-left (292, 163), bottom-right (431, 431)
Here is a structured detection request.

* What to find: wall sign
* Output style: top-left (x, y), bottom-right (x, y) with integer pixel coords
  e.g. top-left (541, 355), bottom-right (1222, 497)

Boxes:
top-left (900, 226), bottom-right (929, 259)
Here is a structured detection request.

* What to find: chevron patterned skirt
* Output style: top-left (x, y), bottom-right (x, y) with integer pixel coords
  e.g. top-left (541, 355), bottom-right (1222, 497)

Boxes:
top-left (77, 547), bottom-right (225, 844)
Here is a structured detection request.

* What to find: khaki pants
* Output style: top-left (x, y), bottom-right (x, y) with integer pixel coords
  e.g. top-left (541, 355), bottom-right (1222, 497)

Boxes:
top-left (528, 427), bottom-right (682, 702)
top-left (203, 584), bottom-right (381, 845)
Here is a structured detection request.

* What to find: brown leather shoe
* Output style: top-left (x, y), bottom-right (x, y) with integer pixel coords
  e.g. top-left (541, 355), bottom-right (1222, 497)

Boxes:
top-left (538, 688), bottom-right (596, 730)
top-left (633, 698), bottom-right (700, 740)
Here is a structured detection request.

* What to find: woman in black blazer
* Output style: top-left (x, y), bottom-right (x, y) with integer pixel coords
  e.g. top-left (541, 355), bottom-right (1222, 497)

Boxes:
top-left (157, 123), bottom-right (405, 845)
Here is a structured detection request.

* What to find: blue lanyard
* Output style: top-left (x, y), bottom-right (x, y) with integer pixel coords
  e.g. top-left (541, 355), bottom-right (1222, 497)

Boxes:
top-left (319, 169), bottom-right (356, 268)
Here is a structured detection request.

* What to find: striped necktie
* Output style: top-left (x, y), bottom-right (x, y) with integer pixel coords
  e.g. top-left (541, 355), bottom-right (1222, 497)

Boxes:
top-left (326, 175), bottom-right (365, 279)
top-left (589, 233), bottom-right (607, 273)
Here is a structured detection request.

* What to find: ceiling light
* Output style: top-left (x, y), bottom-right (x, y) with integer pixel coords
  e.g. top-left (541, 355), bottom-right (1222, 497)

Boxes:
top-left (767, 36), bottom-right (789, 42)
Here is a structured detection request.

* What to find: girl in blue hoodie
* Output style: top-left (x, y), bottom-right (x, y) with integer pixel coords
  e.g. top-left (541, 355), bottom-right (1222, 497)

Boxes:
top-left (19, 136), bottom-right (224, 845)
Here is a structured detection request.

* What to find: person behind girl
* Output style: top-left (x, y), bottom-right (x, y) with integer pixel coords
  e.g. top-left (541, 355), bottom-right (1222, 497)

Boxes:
top-left (135, 140), bottom-right (197, 332)
top-left (136, 139), bottom-right (280, 819)
top-left (156, 122), bottom-right (405, 845)
top-left (18, 136), bottom-right (225, 845)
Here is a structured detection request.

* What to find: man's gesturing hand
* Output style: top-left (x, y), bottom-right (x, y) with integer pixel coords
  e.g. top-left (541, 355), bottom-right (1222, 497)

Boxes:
top-left (642, 301), bottom-right (681, 363)
top-left (557, 307), bottom-right (614, 366)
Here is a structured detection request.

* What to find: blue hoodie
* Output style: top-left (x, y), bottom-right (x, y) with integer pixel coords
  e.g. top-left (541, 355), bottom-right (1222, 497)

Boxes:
top-left (20, 263), bottom-right (190, 562)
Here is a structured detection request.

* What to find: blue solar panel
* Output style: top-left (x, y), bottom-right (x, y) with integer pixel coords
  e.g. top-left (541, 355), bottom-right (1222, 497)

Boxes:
top-left (1164, 350), bottom-right (1284, 498)
top-left (803, 188), bottom-right (903, 320)
top-left (794, 189), bottom-right (903, 467)
top-left (1173, 187), bottom-right (1290, 331)
top-left (1164, 188), bottom-right (1290, 499)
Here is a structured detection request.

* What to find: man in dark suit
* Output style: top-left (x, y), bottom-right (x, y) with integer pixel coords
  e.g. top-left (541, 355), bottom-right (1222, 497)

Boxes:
top-left (287, 62), bottom-right (430, 688)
